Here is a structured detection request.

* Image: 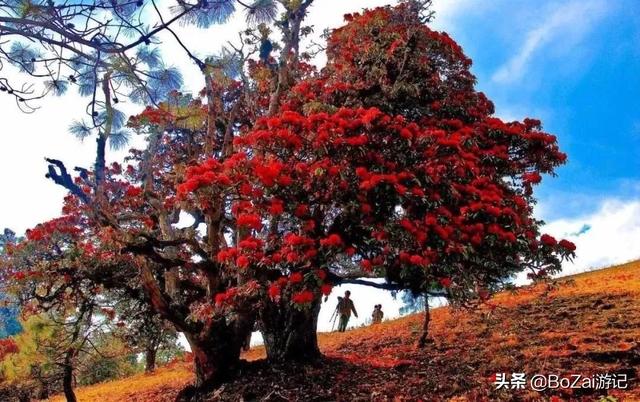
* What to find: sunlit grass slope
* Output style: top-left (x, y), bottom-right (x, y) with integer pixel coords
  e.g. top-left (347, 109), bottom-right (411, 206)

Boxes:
top-left (49, 259), bottom-right (640, 401)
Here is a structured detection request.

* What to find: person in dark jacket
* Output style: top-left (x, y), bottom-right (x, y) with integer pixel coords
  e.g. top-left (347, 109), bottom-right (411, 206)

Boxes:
top-left (336, 290), bottom-right (358, 332)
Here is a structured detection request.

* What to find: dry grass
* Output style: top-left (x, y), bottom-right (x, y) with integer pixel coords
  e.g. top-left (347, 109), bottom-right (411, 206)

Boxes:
top-left (47, 359), bottom-right (193, 402)
top-left (47, 260), bottom-right (640, 401)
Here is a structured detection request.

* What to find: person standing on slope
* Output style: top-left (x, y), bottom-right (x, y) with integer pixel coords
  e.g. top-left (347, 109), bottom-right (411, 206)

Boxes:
top-left (371, 304), bottom-right (384, 324)
top-left (336, 290), bottom-right (358, 332)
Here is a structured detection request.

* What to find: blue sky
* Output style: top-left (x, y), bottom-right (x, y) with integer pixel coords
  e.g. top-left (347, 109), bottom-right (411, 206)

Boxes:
top-left (435, 0), bottom-right (640, 221)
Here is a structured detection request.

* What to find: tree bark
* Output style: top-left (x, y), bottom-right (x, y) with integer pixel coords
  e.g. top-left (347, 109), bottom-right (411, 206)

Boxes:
top-left (62, 350), bottom-right (77, 402)
top-left (175, 333), bottom-right (243, 402)
top-left (417, 294), bottom-right (432, 348)
top-left (145, 345), bottom-right (157, 373)
top-left (260, 296), bottom-right (322, 363)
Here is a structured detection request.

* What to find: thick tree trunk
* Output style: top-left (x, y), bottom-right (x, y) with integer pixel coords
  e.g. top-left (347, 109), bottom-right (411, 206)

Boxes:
top-left (173, 324), bottom-right (256, 402)
top-left (260, 296), bottom-right (322, 363)
top-left (62, 351), bottom-right (77, 402)
top-left (177, 312), bottom-right (254, 401)
top-left (145, 345), bottom-right (157, 373)
top-left (186, 335), bottom-right (241, 388)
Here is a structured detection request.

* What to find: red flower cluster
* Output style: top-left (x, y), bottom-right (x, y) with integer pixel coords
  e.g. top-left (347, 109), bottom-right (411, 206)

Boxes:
top-left (292, 290), bottom-right (314, 304)
top-left (268, 283), bottom-right (281, 300)
top-left (0, 339), bottom-right (18, 360)
top-left (12, 271), bottom-right (26, 280)
top-left (289, 272), bottom-right (304, 284)
top-left (236, 255), bottom-right (250, 269)
top-left (559, 239), bottom-right (576, 252)
top-left (214, 288), bottom-right (237, 306)
top-left (216, 247), bottom-right (237, 263)
top-left (125, 186), bottom-right (143, 197)
top-left (269, 199), bottom-right (285, 215)
top-left (316, 269), bottom-right (327, 281)
top-left (399, 251), bottom-right (429, 267)
top-left (319, 234), bottom-right (343, 248)
top-left (237, 213), bottom-right (263, 231)
top-left (177, 158), bottom-right (224, 195)
top-left (283, 233), bottom-right (313, 247)
top-left (254, 160), bottom-right (285, 187)
top-left (321, 283), bottom-right (333, 295)
top-left (238, 236), bottom-right (264, 250)
top-left (25, 216), bottom-right (81, 242)
top-left (522, 172), bottom-right (542, 184)
top-left (129, 105), bottom-right (174, 126)
top-left (439, 277), bottom-right (453, 288)
top-left (540, 234), bottom-right (557, 247)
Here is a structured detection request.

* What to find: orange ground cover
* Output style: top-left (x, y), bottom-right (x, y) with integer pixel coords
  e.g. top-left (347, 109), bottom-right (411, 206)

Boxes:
top-left (47, 259), bottom-right (640, 401)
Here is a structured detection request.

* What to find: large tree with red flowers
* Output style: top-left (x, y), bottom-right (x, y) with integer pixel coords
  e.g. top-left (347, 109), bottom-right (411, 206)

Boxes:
top-left (179, 1), bottom-right (575, 356)
top-left (1, 0), bottom-right (575, 396)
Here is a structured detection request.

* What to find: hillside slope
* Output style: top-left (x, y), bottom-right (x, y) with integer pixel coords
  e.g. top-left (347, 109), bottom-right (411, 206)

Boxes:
top-left (49, 260), bottom-right (640, 401)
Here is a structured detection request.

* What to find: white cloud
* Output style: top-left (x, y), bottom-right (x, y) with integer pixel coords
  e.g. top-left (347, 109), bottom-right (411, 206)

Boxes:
top-left (542, 198), bottom-right (640, 276)
top-left (492, 0), bottom-right (608, 84)
top-left (429, 0), bottom-right (477, 31)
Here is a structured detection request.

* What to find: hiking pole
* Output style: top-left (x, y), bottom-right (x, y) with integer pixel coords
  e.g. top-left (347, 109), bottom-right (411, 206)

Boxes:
top-left (329, 306), bottom-right (338, 331)
top-left (328, 306), bottom-right (337, 324)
